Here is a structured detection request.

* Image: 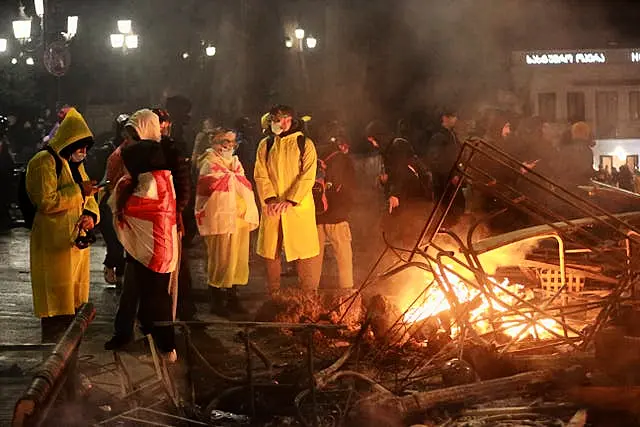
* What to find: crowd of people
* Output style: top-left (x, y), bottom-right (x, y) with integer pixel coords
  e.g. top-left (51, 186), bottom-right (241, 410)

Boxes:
top-left (19, 97), bottom-right (640, 363)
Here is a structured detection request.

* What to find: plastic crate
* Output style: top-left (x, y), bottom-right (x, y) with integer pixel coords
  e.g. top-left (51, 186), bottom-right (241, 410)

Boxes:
top-left (538, 268), bottom-right (585, 293)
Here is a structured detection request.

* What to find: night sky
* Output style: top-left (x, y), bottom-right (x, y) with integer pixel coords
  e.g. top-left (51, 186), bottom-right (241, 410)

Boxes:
top-left (2, 0), bottom-right (640, 123)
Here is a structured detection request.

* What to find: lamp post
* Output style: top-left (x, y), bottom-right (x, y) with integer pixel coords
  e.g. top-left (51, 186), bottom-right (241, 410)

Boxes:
top-left (110, 19), bottom-right (139, 103)
top-left (284, 26), bottom-right (318, 108)
top-left (285, 27), bottom-right (318, 51)
top-left (110, 19), bottom-right (139, 52)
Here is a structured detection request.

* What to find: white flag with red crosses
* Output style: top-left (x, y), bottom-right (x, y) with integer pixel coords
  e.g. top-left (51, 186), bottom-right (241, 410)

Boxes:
top-left (111, 170), bottom-right (179, 274)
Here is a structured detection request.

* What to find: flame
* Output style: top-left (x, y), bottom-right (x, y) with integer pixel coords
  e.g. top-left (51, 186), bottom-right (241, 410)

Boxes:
top-left (403, 266), bottom-right (573, 342)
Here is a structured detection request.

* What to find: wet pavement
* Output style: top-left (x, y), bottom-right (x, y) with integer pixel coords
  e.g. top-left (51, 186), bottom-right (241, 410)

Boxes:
top-left (0, 228), bottom-right (253, 424)
top-left (0, 157), bottom-right (388, 423)
top-left (0, 226), bottom-right (366, 424)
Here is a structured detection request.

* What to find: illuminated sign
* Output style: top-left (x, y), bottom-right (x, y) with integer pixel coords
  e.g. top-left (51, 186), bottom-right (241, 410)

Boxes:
top-left (632, 52), bottom-right (640, 62)
top-left (525, 52), bottom-right (607, 65)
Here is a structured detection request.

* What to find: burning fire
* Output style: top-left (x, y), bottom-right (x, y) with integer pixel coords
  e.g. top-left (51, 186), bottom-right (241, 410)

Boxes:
top-left (403, 268), bottom-right (573, 342)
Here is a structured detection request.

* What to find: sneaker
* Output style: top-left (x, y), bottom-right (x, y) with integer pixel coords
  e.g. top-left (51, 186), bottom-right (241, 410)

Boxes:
top-left (103, 267), bottom-right (117, 285)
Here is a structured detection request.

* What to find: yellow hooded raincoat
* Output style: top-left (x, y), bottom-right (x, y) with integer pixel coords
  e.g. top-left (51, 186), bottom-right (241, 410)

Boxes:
top-left (26, 108), bottom-right (100, 318)
top-left (254, 130), bottom-right (319, 261)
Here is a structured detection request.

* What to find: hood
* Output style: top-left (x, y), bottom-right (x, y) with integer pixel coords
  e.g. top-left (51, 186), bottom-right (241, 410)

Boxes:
top-left (128, 109), bottom-right (161, 142)
top-left (48, 108), bottom-right (93, 154)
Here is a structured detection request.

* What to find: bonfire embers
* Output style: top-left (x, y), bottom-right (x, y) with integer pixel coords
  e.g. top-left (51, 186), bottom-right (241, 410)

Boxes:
top-left (401, 268), bottom-right (576, 346)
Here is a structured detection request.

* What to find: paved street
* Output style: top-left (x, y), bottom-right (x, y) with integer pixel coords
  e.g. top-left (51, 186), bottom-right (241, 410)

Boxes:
top-left (0, 228), bottom-right (227, 424)
top-left (0, 161), bottom-right (385, 423)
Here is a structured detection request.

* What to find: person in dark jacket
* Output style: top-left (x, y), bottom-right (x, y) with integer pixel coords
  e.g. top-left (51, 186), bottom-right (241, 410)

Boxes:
top-left (366, 120), bottom-right (431, 248)
top-left (427, 109), bottom-right (464, 226)
top-left (309, 136), bottom-right (356, 290)
top-left (557, 121), bottom-right (595, 187)
top-left (0, 116), bottom-right (15, 230)
top-left (105, 110), bottom-right (178, 362)
top-left (100, 113), bottom-right (130, 287)
top-left (153, 108), bottom-right (197, 321)
top-left (234, 116), bottom-right (259, 184)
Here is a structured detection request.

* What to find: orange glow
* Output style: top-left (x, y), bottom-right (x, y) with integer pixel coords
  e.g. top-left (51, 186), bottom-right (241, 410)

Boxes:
top-left (403, 266), bottom-right (573, 342)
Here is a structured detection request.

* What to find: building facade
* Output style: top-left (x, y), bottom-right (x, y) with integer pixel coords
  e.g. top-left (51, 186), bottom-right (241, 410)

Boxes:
top-left (511, 48), bottom-right (640, 170)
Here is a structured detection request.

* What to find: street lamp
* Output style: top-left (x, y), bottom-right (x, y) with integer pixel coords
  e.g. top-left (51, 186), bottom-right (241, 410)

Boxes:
top-left (11, 58), bottom-right (18, 65)
top-left (62, 16), bottom-right (78, 42)
top-left (110, 20), bottom-right (138, 51)
top-left (110, 34), bottom-right (124, 49)
top-left (285, 37), bottom-right (293, 49)
top-left (26, 57), bottom-right (34, 65)
top-left (306, 36), bottom-right (317, 49)
top-left (294, 28), bottom-right (305, 40)
top-left (34, 0), bottom-right (44, 18)
top-left (0, 39), bottom-right (7, 53)
top-left (12, 19), bottom-right (31, 42)
top-left (205, 45), bottom-right (216, 57)
top-left (117, 20), bottom-right (132, 34)
top-left (124, 34), bottom-right (138, 49)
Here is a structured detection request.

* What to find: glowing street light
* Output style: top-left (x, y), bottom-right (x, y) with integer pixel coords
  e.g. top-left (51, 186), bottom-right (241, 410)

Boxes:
top-left (34, 0), bottom-right (44, 18)
top-left (12, 19), bottom-right (31, 41)
top-left (111, 20), bottom-right (138, 51)
top-left (26, 57), bottom-right (34, 65)
top-left (182, 52), bottom-right (190, 59)
top-left (66, 16), bottom-right (78, 38)
top-left (306, 36), bottom-right (317, 49)
top-left (0, 39), bottom-right (7, 53)
top-left (205, 45), bottom-right (216, 57)
top-left (294, 28), bottom-right (305, 40)
top-left (117, 19), bottom-right (132, 34)
top-left (124, 34), bottom-right (138, 49)
top-left (110, 34), bottom-right (125, 49)
top-left (285, 37), bottom-right (293, 48)
top-left (11, 58), bottom-right (18, 65)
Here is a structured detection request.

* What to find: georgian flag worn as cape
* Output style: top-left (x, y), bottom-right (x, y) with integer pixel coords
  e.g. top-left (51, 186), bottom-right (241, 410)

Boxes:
top-left (111, 170), bottom-right (179, 273)
top-left (195, 152), bottom-right (259, 236)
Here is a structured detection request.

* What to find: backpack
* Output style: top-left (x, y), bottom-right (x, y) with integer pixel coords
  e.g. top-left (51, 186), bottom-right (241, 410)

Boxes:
top-left (18, 146), bottom-right (63, 229)
top-left (265, 133), bottom-right (327, 214)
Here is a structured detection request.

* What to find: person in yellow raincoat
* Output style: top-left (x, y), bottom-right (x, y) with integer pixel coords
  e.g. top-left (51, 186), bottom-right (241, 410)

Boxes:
top-left (26, 108), bottom-right (100, 341)
top-left (254, 105), bottom-right (319, 294)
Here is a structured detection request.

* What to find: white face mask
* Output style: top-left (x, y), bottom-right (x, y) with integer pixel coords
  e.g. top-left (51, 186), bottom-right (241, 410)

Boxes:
top-left (271, 122), bottom-right (283, 135)
top-left (218, 147), bottom-right (234, 160)
top-left (71, 152), bottom-right (86, 163)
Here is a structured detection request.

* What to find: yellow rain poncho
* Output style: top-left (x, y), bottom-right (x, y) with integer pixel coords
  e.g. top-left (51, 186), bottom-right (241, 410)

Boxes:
top-left (254, 130), bottom-right (319, 261)
top-left (26, 108), bottom-right (100, 318)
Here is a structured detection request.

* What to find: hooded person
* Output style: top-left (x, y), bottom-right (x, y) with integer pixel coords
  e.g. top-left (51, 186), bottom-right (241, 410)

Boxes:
top-left (254, 105), bottom-right (320, 294)
top-left (195, 128), bottom-right (259, 316)
top-left (25, 108), bottom-right (100, 342)
top-left (105, 109), bottom-right (178, 361)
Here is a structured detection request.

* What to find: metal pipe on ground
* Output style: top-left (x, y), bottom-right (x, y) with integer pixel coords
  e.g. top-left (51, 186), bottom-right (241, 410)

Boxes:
top-left (12, 303), bottom-right (96, 427)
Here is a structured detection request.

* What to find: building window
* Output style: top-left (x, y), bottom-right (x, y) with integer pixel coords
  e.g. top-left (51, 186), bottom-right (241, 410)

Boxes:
top-left (596, 91), bottom-right (618, 138)
top-left (538, 93), bottom-right (557, 122)
top-left (630, 91), bottom-right (640, 121)
top-left (567, 92), bottom-right (585, 123)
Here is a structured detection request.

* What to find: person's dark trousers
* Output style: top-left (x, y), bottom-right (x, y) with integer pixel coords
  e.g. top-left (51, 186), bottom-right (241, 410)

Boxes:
top-left (99, 199), bottom-right (126, 276)
top-left (113, 256), bottom-right (141, 342)
top-left (177, 235), bottom-right (197, 320)
top-left (133, 259), bottom-right (176, 353)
